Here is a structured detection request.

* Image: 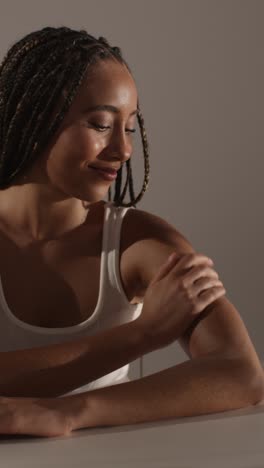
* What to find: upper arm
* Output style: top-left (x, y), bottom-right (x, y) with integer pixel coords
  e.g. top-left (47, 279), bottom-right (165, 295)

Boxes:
top-left (132, 208), bottom-right (262, 369)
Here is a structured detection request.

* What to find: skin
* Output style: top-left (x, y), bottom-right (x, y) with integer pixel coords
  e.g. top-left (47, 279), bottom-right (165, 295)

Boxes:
top-left (0, 58), bottom-right (139, 437)
top-left (0, 58), bottom-right (138, 245)
top-left (0, 59), bottom-right (263, 438)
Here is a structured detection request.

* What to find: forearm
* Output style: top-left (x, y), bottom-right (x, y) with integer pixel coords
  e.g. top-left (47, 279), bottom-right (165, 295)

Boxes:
top-left (0, 320), bottom-right (148, 398)
top-left (70, 354), bottom-right (264, 430)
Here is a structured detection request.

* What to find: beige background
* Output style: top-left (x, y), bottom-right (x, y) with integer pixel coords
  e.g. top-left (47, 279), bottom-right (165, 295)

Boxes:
top-left (0, 0), bottom-right (263, 380)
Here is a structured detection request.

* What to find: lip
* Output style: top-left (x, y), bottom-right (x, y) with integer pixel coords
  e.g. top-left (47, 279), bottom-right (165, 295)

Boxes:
top-left (89, 165), bottom-right (118, 175)
top-left (89, 166), bottom-right (117, 181)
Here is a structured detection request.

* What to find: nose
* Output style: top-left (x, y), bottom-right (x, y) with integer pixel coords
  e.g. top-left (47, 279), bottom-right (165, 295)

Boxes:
top-left (108, 128), bottom-right (133, 165)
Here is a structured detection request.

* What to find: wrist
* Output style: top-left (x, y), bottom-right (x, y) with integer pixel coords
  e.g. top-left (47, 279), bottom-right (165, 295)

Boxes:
top-left (51, 395), bottom-right (86, 432)
top-left (132, 317), bottom-right (159, 353)
top-left (129, 318), bottom-right (154, 354)
top-left (65, 393), bottom-right (95, 431)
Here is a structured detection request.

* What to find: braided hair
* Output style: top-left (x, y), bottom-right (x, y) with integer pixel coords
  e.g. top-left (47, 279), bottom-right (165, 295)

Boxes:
top-left (0, 26), bottom-right (150, 207)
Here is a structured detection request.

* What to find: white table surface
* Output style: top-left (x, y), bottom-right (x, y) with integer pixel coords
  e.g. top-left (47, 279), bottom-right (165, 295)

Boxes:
top-left (1, 399), bottom-right (264, 468)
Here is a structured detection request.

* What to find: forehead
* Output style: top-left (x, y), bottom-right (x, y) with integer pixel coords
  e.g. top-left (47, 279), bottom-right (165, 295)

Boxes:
top-left (73, 59), bottom-right (138, 109)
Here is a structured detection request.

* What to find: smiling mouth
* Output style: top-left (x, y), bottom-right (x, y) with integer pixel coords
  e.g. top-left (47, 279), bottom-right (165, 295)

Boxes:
top-left (89, 166), bottom-right (118, 175)
top-left (88, 166), bottom-right (118, 180)
top-left (89, 166), bottom-right (117, 175)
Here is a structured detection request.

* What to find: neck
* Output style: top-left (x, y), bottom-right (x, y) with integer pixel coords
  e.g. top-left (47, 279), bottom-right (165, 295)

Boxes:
top-left (0, 183), bottom-right (105, 245)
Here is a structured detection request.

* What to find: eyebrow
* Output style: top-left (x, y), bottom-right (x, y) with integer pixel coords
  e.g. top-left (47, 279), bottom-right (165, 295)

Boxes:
top-left (82, 104), bottom-right (138, 116)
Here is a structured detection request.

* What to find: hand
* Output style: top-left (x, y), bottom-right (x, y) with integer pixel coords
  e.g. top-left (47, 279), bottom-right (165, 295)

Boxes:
top-left (135, 252), bottom-right (226, 349)
top-left (0, 396), bottom-right (73, 438)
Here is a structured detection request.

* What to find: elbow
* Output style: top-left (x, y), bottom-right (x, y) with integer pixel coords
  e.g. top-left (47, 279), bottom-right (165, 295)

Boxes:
top-left (246, 370), bottom-right (264, 405)
top-left (228, 352), bottom-right (264, 405)
top-left (254, 376), bottom-right (264, 405)
top-left (225, 355), bottom-right (264, 406)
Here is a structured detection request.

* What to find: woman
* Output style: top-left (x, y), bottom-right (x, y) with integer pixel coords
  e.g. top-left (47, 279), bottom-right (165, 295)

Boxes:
top-left (0, 26), bottom-right (262, 437)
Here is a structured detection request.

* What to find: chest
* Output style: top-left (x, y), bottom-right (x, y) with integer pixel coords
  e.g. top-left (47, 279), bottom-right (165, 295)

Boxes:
top-left (0, 214), bottom-right (140, 328)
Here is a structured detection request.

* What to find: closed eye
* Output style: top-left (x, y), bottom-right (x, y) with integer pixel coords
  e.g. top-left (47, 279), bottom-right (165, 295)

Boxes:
top-left (92, 124), bottom-right (136, 134)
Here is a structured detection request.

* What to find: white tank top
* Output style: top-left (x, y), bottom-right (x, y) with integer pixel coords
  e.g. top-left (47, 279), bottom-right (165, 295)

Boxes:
top-left (0, 201), bottom-right (143, 396)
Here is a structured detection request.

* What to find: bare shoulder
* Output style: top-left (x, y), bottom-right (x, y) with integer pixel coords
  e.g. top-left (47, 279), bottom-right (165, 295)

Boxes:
top-left (124, 207), bottom-right (196, 301)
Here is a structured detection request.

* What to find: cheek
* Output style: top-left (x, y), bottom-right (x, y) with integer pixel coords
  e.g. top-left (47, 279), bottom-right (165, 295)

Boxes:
top-left (60, 126), bottom-right (105, 155)
top-left (46, 128), bottom-right (105, 174)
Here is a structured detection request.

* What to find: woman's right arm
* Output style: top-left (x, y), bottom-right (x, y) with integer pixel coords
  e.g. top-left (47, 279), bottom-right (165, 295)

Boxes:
top-left (0, 251), bottom-right (224, 399)
top-left (0, 320), bottom-right (148, 398)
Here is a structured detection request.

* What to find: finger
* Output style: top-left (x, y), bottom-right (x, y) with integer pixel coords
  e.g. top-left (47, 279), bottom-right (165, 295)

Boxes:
top-left (186, 265), bottom-right (219, 285)
top-left (199, 285), bottom-right (226, 307)
top-left (171, 252), bottom-right (213, 275)
top-left (194, 277), bottom-right (223, 295)
top-left (150, 252), bottom-right (181, 284)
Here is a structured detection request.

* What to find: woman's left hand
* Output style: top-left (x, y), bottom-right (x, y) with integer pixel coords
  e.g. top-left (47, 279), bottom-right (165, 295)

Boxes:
top-left (0, 395), bottom-right (73, 438)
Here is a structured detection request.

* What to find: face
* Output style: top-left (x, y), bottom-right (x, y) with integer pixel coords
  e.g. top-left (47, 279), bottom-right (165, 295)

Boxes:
top-left (20, 58), bottom-right (138, 204)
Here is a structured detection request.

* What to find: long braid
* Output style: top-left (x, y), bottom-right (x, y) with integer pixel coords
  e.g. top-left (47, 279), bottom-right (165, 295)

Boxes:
top-left (0, 26), bottom-right (150, 207)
